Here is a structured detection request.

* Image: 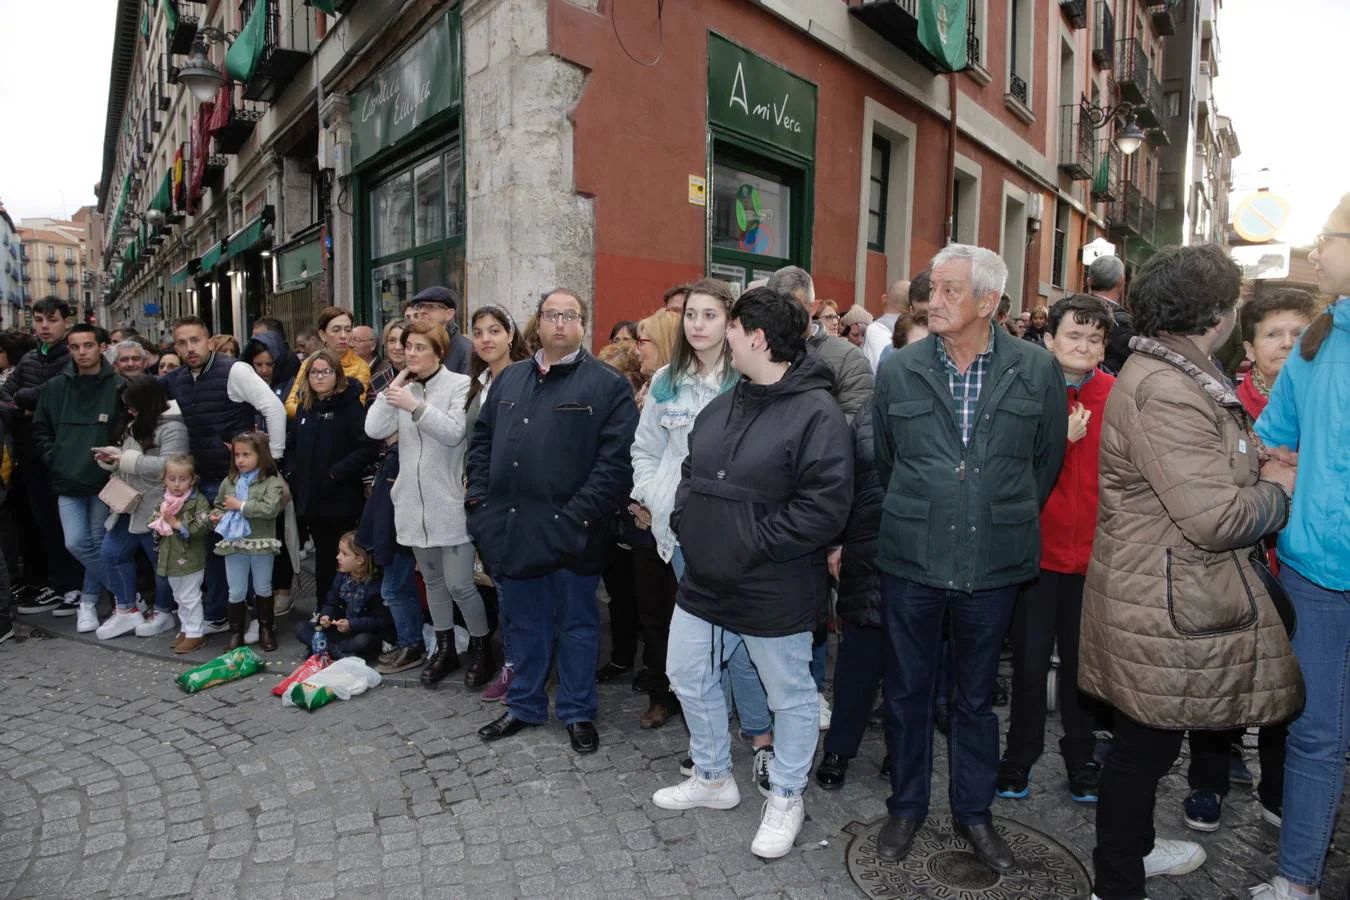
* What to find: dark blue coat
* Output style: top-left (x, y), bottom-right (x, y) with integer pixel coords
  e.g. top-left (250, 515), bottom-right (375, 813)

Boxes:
top-left (836, 405), bottom-right (883, 629)
top-left (466, 350), bottom-right (639, 579)
top-left (284, 381), bottom-right (378, 520)
top-left (356, 446), bottom-right (400, 567)
top-left (316, 573), bottom-right (394, 643)
top-left (162, 353), bottom-right (256, 483)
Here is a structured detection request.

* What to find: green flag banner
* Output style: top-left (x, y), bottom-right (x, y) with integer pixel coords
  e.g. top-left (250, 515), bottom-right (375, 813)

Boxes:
top-left (161, 0), bottom-right (177, 35)
top-left (307, 0), bottom-right (338, 14)
top-left (150, 171), bottom-right (172, 214)
top-left (140, 2), bottom-right (150, 43)
top-left (226, 0), bottom-right (268, 83)
top-left (917, 0), bottom-right (969, 72)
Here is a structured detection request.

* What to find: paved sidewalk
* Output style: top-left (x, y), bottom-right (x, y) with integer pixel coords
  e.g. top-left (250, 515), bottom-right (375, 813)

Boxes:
top-left (1, 621), bottom-right (1346, 899)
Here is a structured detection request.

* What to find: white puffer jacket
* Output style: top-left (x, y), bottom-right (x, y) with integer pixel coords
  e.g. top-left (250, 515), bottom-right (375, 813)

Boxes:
top-left (630, 364), bottom-right (731, 563)
top-left (364, 368), bottom-right (472, 549)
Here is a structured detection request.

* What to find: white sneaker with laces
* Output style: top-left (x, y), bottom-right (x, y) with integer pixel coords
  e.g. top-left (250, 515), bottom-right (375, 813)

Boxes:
top-left (652, 775), bottom-right (741, 811)
top-left (750, 794), bottom-right (804, 859)
top-left (819, 693), bottom-right (832, 730)
top-left (95, 609), bottom-right (145, 640)
top-left (135, 610), bottom-right (177, 637)
top-left (754, 744), bottom-right (776, 799)
top-left (1143, 838), bottom-right (1206, 878)
top-left (1249, 876), bottom-right (1320, 899)
top-left (76, 603), bottom-right (101, 634)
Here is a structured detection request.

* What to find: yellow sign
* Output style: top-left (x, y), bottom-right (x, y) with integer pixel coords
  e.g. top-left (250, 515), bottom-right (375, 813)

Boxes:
top-left (688, 175), bottom-right (707, 207)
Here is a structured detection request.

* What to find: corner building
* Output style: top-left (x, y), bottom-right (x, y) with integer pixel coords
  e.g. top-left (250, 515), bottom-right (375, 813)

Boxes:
top-left (100, 0), bottom-right (1198, 342)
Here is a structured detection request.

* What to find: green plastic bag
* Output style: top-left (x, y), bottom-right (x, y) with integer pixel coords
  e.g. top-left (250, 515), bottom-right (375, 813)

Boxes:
top-left (288, 681), bottom-right (335, 711)
top-left (175, 646), bottom-right (266, 694)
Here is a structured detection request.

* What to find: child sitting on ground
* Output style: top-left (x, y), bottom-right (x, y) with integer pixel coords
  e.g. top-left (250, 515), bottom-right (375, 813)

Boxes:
top-left (148, 454), bottom-right (214, 653)
top-left (294, 531), bottom-right (392, 664)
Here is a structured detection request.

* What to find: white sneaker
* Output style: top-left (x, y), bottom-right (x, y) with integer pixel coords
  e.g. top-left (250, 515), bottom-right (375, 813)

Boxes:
top-left (95, 609), bottom-right (145, 640)
top-left (76, 603), bottom-right (101, 634)
top-left (819, 693), bottom-right (832, 730)
top-left (1143, 838), bottom-right (1206, 878)
top-left (202, 618), bottom-right (231, 635)
top-left (244, 619), bottom-right (259, 644)
top-left (750, 794), bottom-right (804, 859)
top-left (652, 775), bottom-right (741, 811)
top-left (1250, 876), bottom-right (1320, 899)
top-left (135, 610), bottom-right (176, 637)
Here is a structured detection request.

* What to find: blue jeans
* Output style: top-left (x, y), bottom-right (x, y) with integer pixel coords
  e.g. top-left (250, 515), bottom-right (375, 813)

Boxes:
top-left (499, 570), bottom-right (600, 725)
top-left (1278, 565), bottom-right (1350, 887)
top-left (223, 553), bottom-right (273, 604)
top-left (671, 546), bottom-right (770, 736)
top-left (101, 515), bottom-right (172, 611)
top-left (56, 495), bottom-right (110, 605)
top-left (881, 574), bottom-right (1017, 824)
top-left (666, 605), bottom-right (817, 796)
top-left (199, 479), bottom-right (228, 623)
top-left (381, 548), bottom-right (424, 649)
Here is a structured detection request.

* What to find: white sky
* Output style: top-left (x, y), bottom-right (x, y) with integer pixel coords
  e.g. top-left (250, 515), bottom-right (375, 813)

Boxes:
top-left (0, 0), bottom-right (1341, 242)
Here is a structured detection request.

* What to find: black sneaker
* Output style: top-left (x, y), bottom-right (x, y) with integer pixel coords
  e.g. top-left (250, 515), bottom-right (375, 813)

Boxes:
top-left (995, 760), bottom-right (1031, 799)
top-left (754, 744), bottom-right (775, 798)
top-left (202, 618), bottom-right (231, 635)
top-left (1182, 789), bottom-right (1222, 832)
top-left (1069, 761), bottom-right (1102, 803)
top-left (1229, 744), bottom-right (1255, 785)
top-left (0, 615), bottom-right (13, 646)
top-left (50, 591), bottom-right (81, 618)
top-left (15, 587), bottom-right (61, 615)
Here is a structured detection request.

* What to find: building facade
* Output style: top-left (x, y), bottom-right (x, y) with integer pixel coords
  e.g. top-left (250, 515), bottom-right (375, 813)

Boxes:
top-left (0, 202), bottom-right (21, 328)
top-left (16, 218), bottom-right (94, 325)
top-left (99, 0), bottom-right (1223, 342)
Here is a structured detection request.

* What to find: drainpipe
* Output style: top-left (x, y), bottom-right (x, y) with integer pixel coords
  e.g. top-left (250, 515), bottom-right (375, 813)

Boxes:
top-left (945, 73), bottom-right (958, 244)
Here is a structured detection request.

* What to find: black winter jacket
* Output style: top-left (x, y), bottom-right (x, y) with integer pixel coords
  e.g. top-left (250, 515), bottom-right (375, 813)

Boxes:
top-left (836, 404), bottom-right (883, 629)
top-left (673, 348), bottom-right (853, 637)
top-left (356, 447), bottom-right (401, 567)
top-left (285, 381), bottom-right (378, 520)
top-left (466, 350), bottom-right (638, 579)
top-left (1, 337), bottom-right (70, 461)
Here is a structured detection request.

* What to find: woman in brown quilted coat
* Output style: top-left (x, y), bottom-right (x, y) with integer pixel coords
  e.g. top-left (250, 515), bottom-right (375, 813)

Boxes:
top-left (1078, 244), bottom-right (1303, 900)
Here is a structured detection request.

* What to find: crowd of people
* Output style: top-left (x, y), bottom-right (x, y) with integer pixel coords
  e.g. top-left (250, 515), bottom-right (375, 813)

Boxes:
top-left (0, 194), bottom-right (1346, 896)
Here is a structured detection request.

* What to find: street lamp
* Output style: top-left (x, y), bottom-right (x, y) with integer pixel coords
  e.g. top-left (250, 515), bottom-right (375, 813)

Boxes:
top-left (178, 28), bottom-right (235, 103)
top-left (1082, 99), bottom-right (1149, 157)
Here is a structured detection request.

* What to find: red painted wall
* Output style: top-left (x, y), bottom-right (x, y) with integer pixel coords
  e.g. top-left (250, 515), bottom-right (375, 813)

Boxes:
top-left (548, 0), bottom-right (1042, 344)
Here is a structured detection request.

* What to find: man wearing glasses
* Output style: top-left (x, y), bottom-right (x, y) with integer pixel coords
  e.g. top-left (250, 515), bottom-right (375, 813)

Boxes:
top-left (466, 289), bottom-right (639, 755)
top-left (349, 325), bottom-right (378, 369)
top-left (405, 286), bottom-right (473, 374)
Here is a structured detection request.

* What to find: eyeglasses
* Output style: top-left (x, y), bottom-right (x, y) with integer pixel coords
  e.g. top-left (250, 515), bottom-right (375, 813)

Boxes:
top-left (540, 310), bottom-right (583, 324)
top-left (1314, 232), bottom-right (1350, 249)
top-left (815, 313), bottom-right (840, 323)
top-left (309, 368), bottom-right (337, 378)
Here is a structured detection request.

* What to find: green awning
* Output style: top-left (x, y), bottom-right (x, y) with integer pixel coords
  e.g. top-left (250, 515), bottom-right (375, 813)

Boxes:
top-left (109, 171), bottom-right (131, 243)
top-left (150, 171), bottom-right (172, 213)
top-left (275, 233), bottom-right (323, 290)
top-left (917, 0), bottom-right (969, 72)
top-left (224, 216), bottom-right (269, 260)
top-left (198, 241), bottom-right (225, 272)
top-left (169, 263), bottom-right (190, 286)
top-left (226, 0), bottom-right (267, 82)
top-left (308, 0), bottom-right (338, 13)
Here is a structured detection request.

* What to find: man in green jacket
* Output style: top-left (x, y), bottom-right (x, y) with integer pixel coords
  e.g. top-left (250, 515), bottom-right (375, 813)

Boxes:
top-left (871, 244), bottom-right (1067, 873)
top-left (33, 323), bottom-right (124, 633)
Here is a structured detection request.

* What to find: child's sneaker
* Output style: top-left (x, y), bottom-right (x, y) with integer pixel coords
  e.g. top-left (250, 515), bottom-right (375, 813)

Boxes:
top-left (135, 610), bottom-right (176, 637)
top-left (96, 609), bottom-right (145, 640)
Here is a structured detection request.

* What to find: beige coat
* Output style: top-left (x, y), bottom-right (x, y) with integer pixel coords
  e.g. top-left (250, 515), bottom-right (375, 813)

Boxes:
top-left (1078, 335), bottom-right (1303, 729)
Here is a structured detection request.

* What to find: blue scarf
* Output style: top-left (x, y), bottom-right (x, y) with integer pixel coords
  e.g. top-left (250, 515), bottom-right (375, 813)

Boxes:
top-left (214, 469), bottom-right (259, 542)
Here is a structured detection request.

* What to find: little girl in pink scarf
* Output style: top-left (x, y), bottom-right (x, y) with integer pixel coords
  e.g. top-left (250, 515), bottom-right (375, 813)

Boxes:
top-left (148, 456), bottom-right (215, 653)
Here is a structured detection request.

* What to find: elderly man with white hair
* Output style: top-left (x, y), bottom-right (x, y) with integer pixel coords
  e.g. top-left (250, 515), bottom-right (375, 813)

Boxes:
top-left (112, 340), bottom-right (150, 378)
top-left (871, 243), bottom-right (1067, 874)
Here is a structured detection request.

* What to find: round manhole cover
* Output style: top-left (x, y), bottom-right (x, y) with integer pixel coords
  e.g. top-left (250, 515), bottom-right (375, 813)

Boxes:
top-left (843, 812), bottom-right (1093, 898)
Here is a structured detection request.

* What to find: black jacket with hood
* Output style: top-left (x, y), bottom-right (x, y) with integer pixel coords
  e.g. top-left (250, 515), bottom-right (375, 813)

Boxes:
top-left (672, 347), bottom-right (854, 637)
top-left (1, 336), bottom-right (71, 462)
top-left (836, 403), bottom-right (884, 628)
top-left (284, 380), bottom-right (379, 520)
top-left (241, 330), bottom-right (300, 410)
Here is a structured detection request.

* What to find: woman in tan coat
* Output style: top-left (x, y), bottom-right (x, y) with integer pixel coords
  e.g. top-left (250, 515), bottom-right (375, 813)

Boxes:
top-left (1078, 244), bottom-right (1302, 900)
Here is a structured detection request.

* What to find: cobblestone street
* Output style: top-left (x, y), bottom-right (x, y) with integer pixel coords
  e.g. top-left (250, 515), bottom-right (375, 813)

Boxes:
top-left (1, 626), bottom-right (1346, 899)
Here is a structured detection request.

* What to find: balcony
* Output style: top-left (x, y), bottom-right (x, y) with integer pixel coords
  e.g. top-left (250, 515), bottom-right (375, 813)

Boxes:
top-left (213, 85), bottom-right (265, 155)
top-left (1115, 38), bottom-right (1149, 106)
top-left (46, 251), bottom-right (56, 262)
top-left (1140, 194), bottom-right (1157, 245)
top-left (1093, 1), bottom-right (1115, 70)
top-left (165, 50), bottom-right (180, 84)
top-left (1200, 0), bottom-right (1216, 40)
top-left (1109, 182), bottom-right (1144, 238)
top-left (204, 155), bottom-right (228, 192)
top-left (1058, 105), bottom-right (1096, 181)
top-left (241, 0), bottom-right (318, 103)
top-left (167, 2), bottom-right (199, 56)
top-left (848, 0), bottom-right (968, 74)
top-left (65, 276), bottom-right (76, 285)
top-left (1061, 0), bottom-right (1087, 29)
top-left (21, 272), bottom-right (31, 283)
top-left (1149, 1), bottom-right (1179, 37)
top-left (1009, 72), bottom-right (1029, 107)
top-left (47, 273), bottom-right (58, 284)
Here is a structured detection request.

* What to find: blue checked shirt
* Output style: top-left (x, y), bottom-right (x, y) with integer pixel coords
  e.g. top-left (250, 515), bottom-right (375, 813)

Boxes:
top-left (934, 322), bottom-right (998, 446)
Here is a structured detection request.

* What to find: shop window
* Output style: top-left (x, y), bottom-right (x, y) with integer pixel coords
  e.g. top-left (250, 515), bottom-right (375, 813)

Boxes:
top-left (711, 163), bottom-right (793, 260)
top-left (414, 158), bottom-right (444, 245)
top-left (370, 172), bottom-right (414, 258)
top-left (1052, 199), bottom-right (1070, 289)
top-left (868, 136), bottom-right (890, 253)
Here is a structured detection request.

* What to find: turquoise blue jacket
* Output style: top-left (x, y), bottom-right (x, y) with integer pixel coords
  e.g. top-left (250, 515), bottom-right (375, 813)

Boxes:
top-left (1255, 298), bottom-right (1350, 590)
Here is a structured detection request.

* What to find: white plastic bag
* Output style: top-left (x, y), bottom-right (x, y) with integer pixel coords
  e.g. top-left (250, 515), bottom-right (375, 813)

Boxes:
top-left (280, 656), bottom-right (382, 706)
top-left (422, 623), bottom-right (469, 655)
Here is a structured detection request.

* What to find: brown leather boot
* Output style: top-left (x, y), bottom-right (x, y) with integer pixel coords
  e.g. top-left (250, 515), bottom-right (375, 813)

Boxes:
top-left (255, 594), bottom-right (277, 651)
top-left (225, 602), bottom-right (248, 651)
top-left (463, 635), bottom-right (496, 689)
top-left (420, 630), bottom-right (460, 687)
